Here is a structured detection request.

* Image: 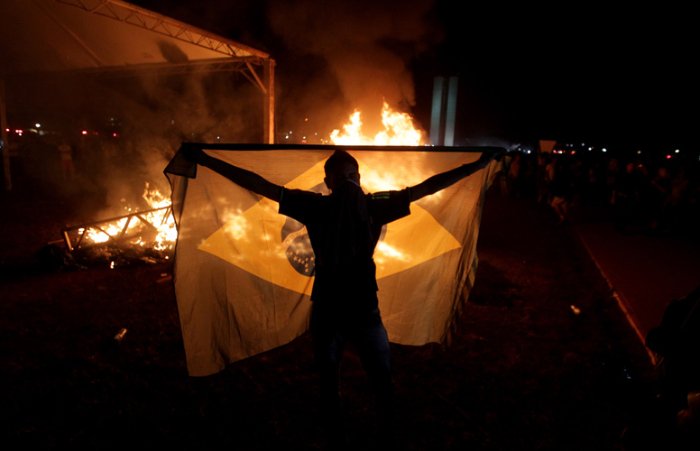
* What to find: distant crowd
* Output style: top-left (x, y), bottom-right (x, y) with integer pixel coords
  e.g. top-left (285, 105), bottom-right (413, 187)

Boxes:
top-left (497, 149), bottom-right (700, 237)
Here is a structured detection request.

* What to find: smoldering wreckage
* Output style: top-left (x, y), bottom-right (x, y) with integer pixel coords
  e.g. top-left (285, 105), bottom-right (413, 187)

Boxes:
top-left (40, 196), bottom-right (177, 271)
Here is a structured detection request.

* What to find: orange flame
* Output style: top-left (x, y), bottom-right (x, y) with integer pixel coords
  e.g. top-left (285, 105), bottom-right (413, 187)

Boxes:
top-left (79, 103), bottom-right (426, 255)
top-left (78, 183), bottom-right (176, 252)
top-left (140, 183), bottom-right (178, 251)
top-left (330, 101), bottom-right (426, 146)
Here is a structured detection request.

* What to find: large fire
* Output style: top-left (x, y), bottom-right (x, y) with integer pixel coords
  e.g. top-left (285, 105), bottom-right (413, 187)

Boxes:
top-left (330, 101), bottom-right (426, 146)
top-left (329, 103), bottom-right (433, 266)
top-left (330, 103), bottom-right (437, 196)
top-left (70, 102), bottom-right (427, 260)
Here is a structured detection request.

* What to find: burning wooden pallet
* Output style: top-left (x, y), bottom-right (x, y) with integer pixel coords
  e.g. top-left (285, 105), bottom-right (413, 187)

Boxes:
top-left (52, 205), bottom-right (176, 268)
top-left (61, 205), bottom-right (175, 253)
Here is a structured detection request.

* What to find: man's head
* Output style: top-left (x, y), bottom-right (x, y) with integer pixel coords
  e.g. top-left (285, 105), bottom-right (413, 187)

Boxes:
top-left (324, 150), bottom-right (360, 191)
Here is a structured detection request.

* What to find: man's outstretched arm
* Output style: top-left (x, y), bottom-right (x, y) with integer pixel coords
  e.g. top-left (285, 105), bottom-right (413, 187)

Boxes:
top-left (186, 147), bottom-right (282, 202)
top-left (408, 148), bottom-right (504, 202)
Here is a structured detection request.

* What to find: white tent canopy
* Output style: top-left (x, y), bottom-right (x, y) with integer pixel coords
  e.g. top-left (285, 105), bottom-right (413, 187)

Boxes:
top-left (0, 0), bottom-right (276, 190)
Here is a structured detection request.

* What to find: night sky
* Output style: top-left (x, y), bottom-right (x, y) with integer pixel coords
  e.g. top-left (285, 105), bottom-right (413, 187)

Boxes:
top-left (130, 0), bottom-right (695, 154)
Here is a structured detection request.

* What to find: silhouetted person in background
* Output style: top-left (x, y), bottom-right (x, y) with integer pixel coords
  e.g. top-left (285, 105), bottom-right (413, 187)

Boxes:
top-left (57, 139), bottom-right (75, 180)
top-left (623, 284), bottom-right (700, 450)
top-left (184, 147), bottom-right (502, 449)
top-left (548, 157), bottom-right (573, 224)
top-left (646, 284), bottom-right (700, 421)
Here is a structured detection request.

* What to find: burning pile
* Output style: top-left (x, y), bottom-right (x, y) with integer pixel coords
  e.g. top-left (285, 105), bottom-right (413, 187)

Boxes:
top-left (330, 101), bottom-right (426, 146)
top-left (53, 102), bottom-right (426, 269)
top-left (59, 183), bottom-right (176, 268)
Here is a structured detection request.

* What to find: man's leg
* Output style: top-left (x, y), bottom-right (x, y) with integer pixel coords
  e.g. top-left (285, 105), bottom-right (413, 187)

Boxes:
top-left (354, 310), bottom-right (394, 439)
top-left (310, 306), bottom-right (346, 447)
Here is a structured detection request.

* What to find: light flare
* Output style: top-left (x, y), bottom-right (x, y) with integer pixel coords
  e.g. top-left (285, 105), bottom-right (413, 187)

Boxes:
top-left (222, 209), bottom-right (249, 240)
top-left (374, 241), bottom-right (411, 265)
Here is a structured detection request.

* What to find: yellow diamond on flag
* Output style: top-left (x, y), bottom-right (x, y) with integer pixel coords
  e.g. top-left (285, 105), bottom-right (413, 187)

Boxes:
top-left (374, 206), bottom-right (461, 278)
top-left (198, 154), bottom-right (462, 295)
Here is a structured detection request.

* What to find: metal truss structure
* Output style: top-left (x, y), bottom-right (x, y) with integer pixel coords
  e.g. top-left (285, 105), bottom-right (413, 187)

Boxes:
top-left (2, 1), bottom-right (276, 190)
top-left (56, 0), bottom-right (275, 143)
top-left (62, 205), bottom-right (173, 252)
top-left (58, 0), bottom-right (267, 59)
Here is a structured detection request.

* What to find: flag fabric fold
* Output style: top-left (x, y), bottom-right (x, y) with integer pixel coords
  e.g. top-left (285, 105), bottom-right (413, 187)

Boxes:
top-left (165, 144), bottom-right (501, 376)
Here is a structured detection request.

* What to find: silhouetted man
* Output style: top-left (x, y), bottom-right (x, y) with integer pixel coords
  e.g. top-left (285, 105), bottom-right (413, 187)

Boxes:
top-left (184, 146), bottom-right (501, 448)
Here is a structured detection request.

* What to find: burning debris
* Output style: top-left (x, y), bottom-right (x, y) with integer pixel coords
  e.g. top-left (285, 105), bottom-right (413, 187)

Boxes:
top-left (62, 204), bottom-right (175, 253)
top-left (330, 101), bottom-right (426, 146)
top-left (38, 99), bottom-right (426, 272)
top-left (43, 183), bottom-right (177, 270)
top-left (60, 213), bottom-right (174, 269)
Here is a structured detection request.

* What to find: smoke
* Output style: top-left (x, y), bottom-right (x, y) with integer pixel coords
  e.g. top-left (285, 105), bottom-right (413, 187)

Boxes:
top-left (8, 66), bottom-right (262, 220)
top-left (266, 0), bottom-right (442, 137)
top-left (128, 0), bottom-right (444, 139)
top-left (88, 68), bottom-right (262, 216)
top-left (5, 0), bottom-right (446, 223)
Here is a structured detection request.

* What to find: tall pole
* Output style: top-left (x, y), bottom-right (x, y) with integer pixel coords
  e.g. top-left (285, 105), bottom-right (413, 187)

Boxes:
top-left (444, 76), bottom-right (459, 147)
top-left (429, 76), bottom-right (459, 147)
top-left (429, 76), bottom-right (445, 146)
top-left (263, 58), bottom-right (276, 144)
top-left (0, 79), bottom-right (11, 191)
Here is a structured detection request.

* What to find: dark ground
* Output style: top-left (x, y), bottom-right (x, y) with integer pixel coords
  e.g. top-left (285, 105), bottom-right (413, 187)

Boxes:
top-left (0, 168), bottom-right (690, 450)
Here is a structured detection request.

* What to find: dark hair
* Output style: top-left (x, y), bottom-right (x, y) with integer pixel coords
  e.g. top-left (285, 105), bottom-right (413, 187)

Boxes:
top-left (324, 150), bottom-right (358, 177)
